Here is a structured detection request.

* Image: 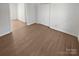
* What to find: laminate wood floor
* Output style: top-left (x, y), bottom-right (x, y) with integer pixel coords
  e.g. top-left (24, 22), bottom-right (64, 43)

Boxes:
top-left (0, 20), bottom-right (78, 56)
top-left (11, 20), bottom-right (26, 31)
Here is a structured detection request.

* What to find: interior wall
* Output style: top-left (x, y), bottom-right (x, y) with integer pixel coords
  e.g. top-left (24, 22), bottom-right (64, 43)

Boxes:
top-left (17, 3), bottom-right (25, 22)
top-left (9, 3), bottom-right (17, 20)
top-left (10, 3), bottom-right (26, 22)
top-left (36, 3), bottom-right (79, 37)
top-left (0, 3), bottom-right (10, 36)
top-left (50, 3), bottom-right (79, 37)
top-left (37, 3), bottom-right (50, 27)
top-left (25, 3), bottom-right (37, 25)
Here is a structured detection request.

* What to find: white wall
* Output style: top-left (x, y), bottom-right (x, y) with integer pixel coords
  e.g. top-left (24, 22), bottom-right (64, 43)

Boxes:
top-left (0, 3), bottom-right (11, 36)
top-left (25, 3), bottom-right (37, 25)
top-left (17, 3), bottom-right (25, 22)
top-left (50, 3), bottom-right (79, 37)
top-left (37, 3), bottom-right (50, 27)
top-left (9, 3), bottom-right (17, 20)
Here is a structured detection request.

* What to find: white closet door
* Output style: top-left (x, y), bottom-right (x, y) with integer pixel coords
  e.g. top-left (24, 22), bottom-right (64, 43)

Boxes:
top-left (37, 3), bottom-right (50, 27)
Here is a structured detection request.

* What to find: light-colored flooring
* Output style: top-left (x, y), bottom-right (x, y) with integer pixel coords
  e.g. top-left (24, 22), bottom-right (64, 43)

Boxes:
top-left (0, 20), bottom-right (78, 56)
top-left (11, 20), bottom-right (26, 31)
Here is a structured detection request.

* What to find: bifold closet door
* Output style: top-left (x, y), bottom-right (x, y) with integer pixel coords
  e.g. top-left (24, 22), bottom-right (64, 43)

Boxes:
top-left (37, 4), bottom-right (50, 27)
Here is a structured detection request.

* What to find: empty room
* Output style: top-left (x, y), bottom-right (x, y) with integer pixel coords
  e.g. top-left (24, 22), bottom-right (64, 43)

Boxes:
top-left (0, 3), bottom-right (79, 56)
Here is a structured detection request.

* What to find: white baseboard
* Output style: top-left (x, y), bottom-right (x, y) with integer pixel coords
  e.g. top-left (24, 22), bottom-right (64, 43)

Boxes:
top-left (35, 23), bottom-right (77, 37)
top-left (27, 21), bottom-right (36, 25)
top-left (78, 35), bottom-right (79, 41)
top-left (0, 31), bottom-right (11, 37)
top-left (17, 18), bottom-right (26, 23)
top-left (50, 26), bottom-right (77, 37)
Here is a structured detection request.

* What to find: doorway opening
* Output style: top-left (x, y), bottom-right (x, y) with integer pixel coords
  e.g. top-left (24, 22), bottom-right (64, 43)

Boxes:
top-left (9, 3), bottom-right (26, 31)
